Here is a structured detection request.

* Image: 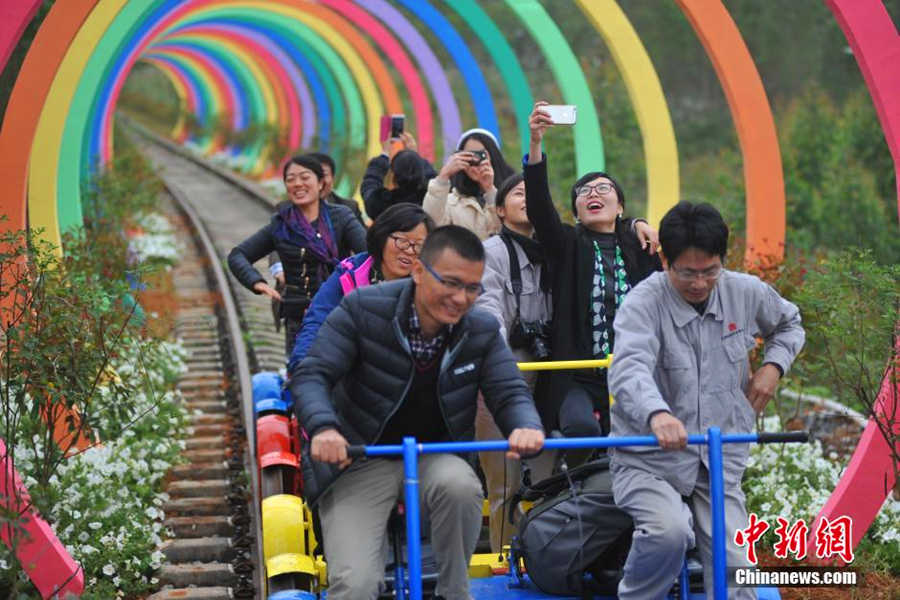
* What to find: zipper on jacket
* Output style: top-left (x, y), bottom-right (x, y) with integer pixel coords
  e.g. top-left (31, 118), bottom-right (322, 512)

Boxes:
top-left (435, 332), bottom-right (469, 439)
top-left (370, 317), bottom-right (417, 444)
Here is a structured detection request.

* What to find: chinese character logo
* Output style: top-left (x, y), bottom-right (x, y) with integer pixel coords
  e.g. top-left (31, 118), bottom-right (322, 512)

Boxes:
top-left (773, 517), bottom-right (808, 560)
top-left (734, 512), bottom-right (770, 565)
top-left (814, 516), bottom-right (854, 563)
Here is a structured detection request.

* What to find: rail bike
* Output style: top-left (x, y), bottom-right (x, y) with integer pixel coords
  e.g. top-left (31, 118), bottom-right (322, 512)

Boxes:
top-left (251, 367), bottom-right (806, 600)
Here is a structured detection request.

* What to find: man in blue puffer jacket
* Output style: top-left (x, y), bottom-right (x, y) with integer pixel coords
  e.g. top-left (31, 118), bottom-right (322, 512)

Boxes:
top-left (291, 225), bottom-right (545, 600)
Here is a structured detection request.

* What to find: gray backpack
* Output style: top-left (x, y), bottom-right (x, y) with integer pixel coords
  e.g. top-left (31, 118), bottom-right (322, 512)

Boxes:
top-left (511, 457), bottom-right (633, 596)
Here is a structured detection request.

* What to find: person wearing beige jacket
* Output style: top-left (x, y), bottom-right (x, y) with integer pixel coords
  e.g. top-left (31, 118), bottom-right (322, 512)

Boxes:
top-left (423, 128), bottom-right (515, 240)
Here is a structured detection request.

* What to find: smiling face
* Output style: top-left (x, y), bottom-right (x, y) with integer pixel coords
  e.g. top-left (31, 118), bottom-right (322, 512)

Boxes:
top-left (461, 138), bottom-right (492, 181)
top-left (574, 176), bottom-right (622, 231)
top-left (497, 181), bottom-right (529, 229)
top-left (412, 248), bottom-right (484, 328)
top-left (380, 222), bottom-right (428, 281)
top-left (284, 163), bottom-right (323, 208)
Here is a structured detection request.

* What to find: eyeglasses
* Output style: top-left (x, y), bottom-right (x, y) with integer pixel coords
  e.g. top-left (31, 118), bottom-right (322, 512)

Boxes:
top-left (670, 265), bottom-right (724, 282)
top-left (390, 235), bottom-right (424, 254)
top-left (421, 261), bottom-right (484, 297)
top-left (575, 182), bottom-right (615, 198)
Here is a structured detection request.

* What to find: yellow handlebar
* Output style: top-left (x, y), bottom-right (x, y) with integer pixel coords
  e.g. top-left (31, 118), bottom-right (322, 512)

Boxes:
top-left (516, 357), bottom-right (613, 371)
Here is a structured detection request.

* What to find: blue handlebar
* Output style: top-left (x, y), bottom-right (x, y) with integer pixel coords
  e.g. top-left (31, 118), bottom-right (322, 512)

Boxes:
top-left (344, 429), bottom-right (807, 600)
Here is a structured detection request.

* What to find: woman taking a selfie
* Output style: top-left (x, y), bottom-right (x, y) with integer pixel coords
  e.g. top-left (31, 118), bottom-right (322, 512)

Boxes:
top-left (423, 128), bottom-right (515, 240)
top-left (525, 101), bottom-right (660, 454)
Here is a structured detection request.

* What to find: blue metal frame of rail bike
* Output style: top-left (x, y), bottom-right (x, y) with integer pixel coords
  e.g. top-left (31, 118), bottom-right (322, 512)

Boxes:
top-left (349, 427), bottom-right (808, 600)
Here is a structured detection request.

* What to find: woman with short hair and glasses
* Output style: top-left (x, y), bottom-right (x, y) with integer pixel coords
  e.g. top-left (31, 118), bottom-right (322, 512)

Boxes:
top-left (524, 101), bottom-right (662, 456)
top-left (288, 203), bottom-right (435, 370)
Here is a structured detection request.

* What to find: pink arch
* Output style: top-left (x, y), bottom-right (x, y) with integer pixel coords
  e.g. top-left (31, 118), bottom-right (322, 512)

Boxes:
top-left (319, 0), bottom-right (435, 160)
top-left (809, 0), bottom-right (900, 556)
top-left (162, 24), bottom-right (303, 154)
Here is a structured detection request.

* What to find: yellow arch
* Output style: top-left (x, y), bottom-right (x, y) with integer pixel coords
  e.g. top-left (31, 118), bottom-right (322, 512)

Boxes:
top-left (576, 0), bottom-right (679, 227)
top-left (143, 57), bottom-right (191, 140)
top-left (199, 0), bottom-right (384, 162)
top-left (162, 32), bottom-right (281, 174)
top-left (28, 0), bottom-right (126, 249)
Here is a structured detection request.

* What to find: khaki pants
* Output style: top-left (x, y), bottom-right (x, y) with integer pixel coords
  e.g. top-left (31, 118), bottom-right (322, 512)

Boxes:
top-left (475, 397), bottom-right (553, 553)
top-left (318, 454), bottom-right (483, 600)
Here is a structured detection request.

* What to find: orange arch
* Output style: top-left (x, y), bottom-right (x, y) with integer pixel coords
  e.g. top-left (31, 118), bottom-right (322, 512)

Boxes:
top-left (676, 0), bottom-right (785, 262)
top-left (0, 0), bottom-right (98, 237)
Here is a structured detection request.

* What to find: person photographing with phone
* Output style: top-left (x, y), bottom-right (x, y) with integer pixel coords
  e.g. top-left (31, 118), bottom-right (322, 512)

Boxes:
top-left (423, 128), bottom-right (515, 240)
top-left (361, 128), bottom-right (438, 220)
top-left (524, 100), bottom-right (661, 462)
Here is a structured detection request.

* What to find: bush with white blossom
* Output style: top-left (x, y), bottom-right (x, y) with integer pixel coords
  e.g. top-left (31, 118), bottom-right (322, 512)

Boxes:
top-left (744, 416), bottom-right (900, 569)
top-left (0, 338), bottom-right (189, 597)
top-left (127, 212), bottom-right (180, 265)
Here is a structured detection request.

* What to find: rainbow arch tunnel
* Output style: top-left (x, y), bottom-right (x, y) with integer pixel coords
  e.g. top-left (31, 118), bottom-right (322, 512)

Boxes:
top-left (0, 0), bottom-right (898, 560)
top-left (3, 0), bottom-right (803, 259)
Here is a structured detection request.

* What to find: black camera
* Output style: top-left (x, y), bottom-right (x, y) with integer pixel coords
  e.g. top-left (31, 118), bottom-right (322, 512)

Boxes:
top-left (509, 318), bottom-right (552, 360)
top-left (468, 149), bottom-right (488, 165)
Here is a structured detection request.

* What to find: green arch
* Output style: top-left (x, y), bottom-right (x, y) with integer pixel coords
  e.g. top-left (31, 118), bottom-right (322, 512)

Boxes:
top-left (58, 1), bottom-right (157, 232)
top-left (156, 34), bottom-right (270, 169)
top-left (504, 0), bottom-right (604, 173)
top-left (143, 52), bottom-right (219, 147)
top-left (162, 7), bottom-right (367, 194)
top-left (442, 0), bottom-right (534, 152)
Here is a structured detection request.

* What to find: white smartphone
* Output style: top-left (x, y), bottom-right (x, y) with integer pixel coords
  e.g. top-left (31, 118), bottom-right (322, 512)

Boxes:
top-left (543, 104), bottom-right (577, 125)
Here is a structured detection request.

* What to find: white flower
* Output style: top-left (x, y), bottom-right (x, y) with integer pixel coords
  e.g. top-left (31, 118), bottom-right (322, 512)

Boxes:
top-left (88, 521), bottom-right (102, 530)
top-left (102, 563), bottom-right (116, 576)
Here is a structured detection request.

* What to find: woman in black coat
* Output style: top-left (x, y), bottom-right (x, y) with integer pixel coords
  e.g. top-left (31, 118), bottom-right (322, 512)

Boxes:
top-left (524, 102), bottom-right (661, 450)
top-left (228, 154), bottom-right (367, 354)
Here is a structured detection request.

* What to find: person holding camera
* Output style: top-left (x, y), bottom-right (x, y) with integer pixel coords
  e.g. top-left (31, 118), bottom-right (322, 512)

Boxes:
top-left (361, 132), bottom-right (438, 220)
top-left (423, 128), bottom-right (515, 240)
top-left (474, 172), bottom-right (555, 552)
top-left (525, 101), bottom-right (661, 455)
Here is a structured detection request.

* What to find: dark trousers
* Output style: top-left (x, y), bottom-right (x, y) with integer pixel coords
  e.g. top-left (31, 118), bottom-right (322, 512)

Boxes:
top-left (558, 372), bottom-right (607, 466)
top-left (284, 317), bottom-right (303, 357)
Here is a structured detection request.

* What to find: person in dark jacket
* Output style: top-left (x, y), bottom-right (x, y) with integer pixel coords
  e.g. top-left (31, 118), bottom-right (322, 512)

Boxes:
top-left (291, 225), bottom-right (545, 600)
top-left (361, 132), bottom-right (437, 220)
top-left (308, 151), bottom-right (365, 224)
top-left (227, 155), bottom-right (367, 354)
top-left (525, 101), bottom-right (662, 451)
top-left (287, 203), bottom-right (434, 371)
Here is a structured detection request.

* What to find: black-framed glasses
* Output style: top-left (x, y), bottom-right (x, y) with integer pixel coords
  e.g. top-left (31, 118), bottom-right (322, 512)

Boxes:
top-left (421, 261), bottom-right (484, 297)
top-left (390, 235), bottom-right (424, 254)
top-left (670, 264), bottom-right (724, 282)
top-left (575, 182), bottom-right (615, 198)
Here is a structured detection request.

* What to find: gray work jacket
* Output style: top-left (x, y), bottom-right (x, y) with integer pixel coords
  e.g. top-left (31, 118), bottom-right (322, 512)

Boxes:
top-left (608, 270), bottom-right (804, 495)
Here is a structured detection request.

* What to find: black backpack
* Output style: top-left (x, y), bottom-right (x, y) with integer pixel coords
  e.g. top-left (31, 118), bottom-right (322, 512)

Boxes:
top-left (511, 457), bottom-right (633, 596)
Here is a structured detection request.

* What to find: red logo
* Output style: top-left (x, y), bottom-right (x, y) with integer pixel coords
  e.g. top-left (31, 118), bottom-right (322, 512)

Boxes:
top-left (814, 516), bottom-right (855, 563)
top-left (773, 517), bottom-right (809, 560)
top-left (734, 512), bottom-right (769, 565)
top-left (728, 322), bottom-right (737, 332)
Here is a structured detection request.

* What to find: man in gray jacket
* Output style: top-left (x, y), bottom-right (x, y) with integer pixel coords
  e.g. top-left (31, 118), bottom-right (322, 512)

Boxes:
top-left (292, 225), bottom-right (545, 600)
top-left (608, 202), bottom-right (804, 599)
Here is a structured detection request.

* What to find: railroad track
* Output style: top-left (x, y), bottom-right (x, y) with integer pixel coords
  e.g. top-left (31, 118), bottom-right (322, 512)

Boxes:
top-left (133, 126), bottom-right (291, 599)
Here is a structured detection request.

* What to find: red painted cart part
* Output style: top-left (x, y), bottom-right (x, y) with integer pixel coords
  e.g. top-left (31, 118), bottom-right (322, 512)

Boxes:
top-left (809, 337), bottom-right (899, 556)
top-left (259, 451), bottom-right (299, 470)
top-left (257, 414), bottom-right (292, 458)
top-left (0, 440), bottom-right (84, 598)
